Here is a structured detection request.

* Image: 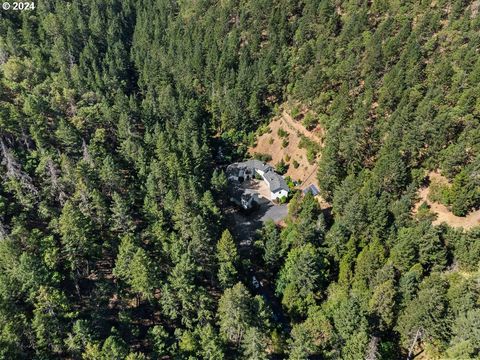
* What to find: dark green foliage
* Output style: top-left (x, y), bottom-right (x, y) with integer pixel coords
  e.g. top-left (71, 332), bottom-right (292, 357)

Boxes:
top-left (0, 1), bottom-right (479, 358)
top-left (252, 152), bottom-right (273, 162)
top-left (276, 243), bottom-right (327, 317)
top-left (255, 220), bottom-right (282, 269)
top-left (298, 136), bottom-right (320, 164)
top-left (277, 128), bottom-right (289, 138)
top-left (218, 282), bottom-right (271, 346)
top-left (275, 158), bottom-right (288, 174)
top-left (216, 230), bottom-right (239, 289)
top-left (302, 113), bottom-right (318, 131)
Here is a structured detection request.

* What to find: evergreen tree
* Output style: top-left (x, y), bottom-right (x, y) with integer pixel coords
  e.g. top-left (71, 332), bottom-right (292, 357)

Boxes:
top-left (216, 229), bottom-right (239, 289)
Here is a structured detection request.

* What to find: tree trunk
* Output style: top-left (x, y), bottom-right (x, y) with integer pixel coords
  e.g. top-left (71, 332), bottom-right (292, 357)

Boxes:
top-left (407, 328), bottom-right (422, 360)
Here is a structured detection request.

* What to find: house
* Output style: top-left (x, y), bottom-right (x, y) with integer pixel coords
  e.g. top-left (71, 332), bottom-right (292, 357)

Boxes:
top-left (226, 159), bottom-right (273, 182)
top-left (262, 170), bottom-right (290, 200)
top-left (229, 190), bottom-right (259, 211)
top-left (226, 159), bottom-right (290, 201)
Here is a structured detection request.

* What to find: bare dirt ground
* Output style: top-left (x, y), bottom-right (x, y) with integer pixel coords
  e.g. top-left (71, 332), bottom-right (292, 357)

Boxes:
top-left (414, 171), bottom-right (480, 230)
top-left (281, 110), bottom-right (324, 141)
top-left (248, 111), bottom-right (322, 190)
top-left (240, 179), bottom-right (271, 200)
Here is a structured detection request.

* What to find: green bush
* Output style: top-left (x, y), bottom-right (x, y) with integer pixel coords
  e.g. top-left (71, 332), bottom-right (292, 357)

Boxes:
top-left (278, 196), bottom-right (288, 204)
top-left (257, 124), bottom-right (271, 136)
top-left (428, 180), bottom-right (451, 205)
top-left (253, 153), bottom-right (272, 162)
top-left (416, 201), bottom-right (437, 222)
top-left (275, 159), bottom-right (288, 174)
top-left (291, 106), bottom-right (300, 119)
top-left (302, 113), bottom-right (318, 131)
top-left (277, 128), bottom-right (289, 138)
top-left (299, 136), bottom-right (320, 164)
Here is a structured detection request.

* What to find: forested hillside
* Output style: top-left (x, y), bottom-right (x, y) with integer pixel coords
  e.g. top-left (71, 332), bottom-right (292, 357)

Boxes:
top-left (0, 0), bottom-right (479, 359)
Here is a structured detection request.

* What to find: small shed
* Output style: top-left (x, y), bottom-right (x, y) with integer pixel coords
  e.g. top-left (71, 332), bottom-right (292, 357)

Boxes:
top-left (302, 184), bottom-right (320, 196)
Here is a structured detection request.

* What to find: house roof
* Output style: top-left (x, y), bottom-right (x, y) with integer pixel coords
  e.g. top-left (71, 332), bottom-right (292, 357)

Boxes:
top-left (302, 184), bottom-right (320, 196)
top-left (242, 159), bottom-right (273, 173)
top-left (263, 171), bottom-right (289, 193)
top-left (226, 160), bottom-right (272, 177)
top-left (227, 159), bottom-right (289, 194)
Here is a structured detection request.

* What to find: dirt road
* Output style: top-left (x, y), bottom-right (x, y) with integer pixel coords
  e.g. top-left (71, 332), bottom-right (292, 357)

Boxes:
top-left (281, 110), bottom-right (323, 143)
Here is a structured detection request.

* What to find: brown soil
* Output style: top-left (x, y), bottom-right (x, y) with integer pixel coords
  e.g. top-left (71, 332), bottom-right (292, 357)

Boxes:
top-left (241, 179), bottom-right (271, 200)
top-left (414, 171), bottom-right (480, 230)
top-left (249, 112), bottom-right (320, 188)
top-left (249, 108), bottom-right (329, 209)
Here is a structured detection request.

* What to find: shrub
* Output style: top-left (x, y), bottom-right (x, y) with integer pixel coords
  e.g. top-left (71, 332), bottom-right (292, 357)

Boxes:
top-left (291, 106), bottom-right (300, 119)
top-left (285, 154), bottom-right (291, 162)
top-left (253, 153), bottom-right (272, 162)
top-left (306, 149), bottom-right (316, 164)
top-left (416, 201), bottom-right (437, 222)
top-left (282, 138), bottom-right (289, 148)
top-left (293, 160), bottom-right (300, 169)
top-left (269, 137), bottom-right (274, 145)
top-left (299, 136), bottom-right (320, 164)
top-left (302, 113), bottom-right (318, 131)
top-left (277, 128), bottom-right (289, 138)
top-left (278, 196), bottom-right (288, 204)
top-left (428, 179), bottom-right (451, 205)
top-left (285, 176), bottom-right (295, 189)
top-left (257, 124), bottom-right (271, 136)
top-left (275, 159), bottom-right (288, 174)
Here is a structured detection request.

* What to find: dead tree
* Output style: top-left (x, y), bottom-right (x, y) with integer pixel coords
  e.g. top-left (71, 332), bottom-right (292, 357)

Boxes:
top-left (365, 336), bottom-right (380, 360)
top-left (46, 158), bottom-right (67, 205)
top-left (407, 328), bottom-right (423, 360)
top-left (0, 220), bottom-right (8, 240)
top-left (82, 138), bottom-right (92, 164)
top-left (0, 139), bottom-right (38, 197)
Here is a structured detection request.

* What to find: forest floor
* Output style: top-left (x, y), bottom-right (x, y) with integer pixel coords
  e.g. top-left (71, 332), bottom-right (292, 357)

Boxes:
top-left (414, 171), bottom-right (480, 229)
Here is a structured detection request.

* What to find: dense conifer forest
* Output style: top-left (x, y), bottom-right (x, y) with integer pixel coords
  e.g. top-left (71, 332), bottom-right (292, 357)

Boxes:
top-left (0, 0), bottom-right (479, 358)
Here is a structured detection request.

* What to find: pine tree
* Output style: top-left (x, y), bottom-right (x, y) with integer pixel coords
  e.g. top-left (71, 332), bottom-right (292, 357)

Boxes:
top-left (216, 230), bottom-right (239, 289)
top-left (242, 327), bottom-right (268, 360)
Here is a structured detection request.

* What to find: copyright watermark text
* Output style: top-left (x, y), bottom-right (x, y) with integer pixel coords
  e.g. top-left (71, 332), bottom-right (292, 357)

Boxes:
top-left (2, 2), bottom-right (35, 11)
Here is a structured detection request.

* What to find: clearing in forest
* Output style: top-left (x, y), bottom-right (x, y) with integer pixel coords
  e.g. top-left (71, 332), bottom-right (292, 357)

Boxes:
top-left (414, 171), bottom-right (480, 230)
top-left (249, 109), bottom-right (323, 194)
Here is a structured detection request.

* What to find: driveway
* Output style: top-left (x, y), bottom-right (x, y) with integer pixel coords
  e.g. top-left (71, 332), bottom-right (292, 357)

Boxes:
top-left (228, 196), bottom-right (287, 247)
top-left (258, 199), bottom-right (288, 223)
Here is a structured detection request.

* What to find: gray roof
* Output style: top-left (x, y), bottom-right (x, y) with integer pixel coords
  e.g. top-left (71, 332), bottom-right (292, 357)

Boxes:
top-left (241, 159), bottom-right (273, 173)
top-left (302, 184), bottom-right (320, 196)
top-left (226, 160), bottom-right (272, 177)
top-left (263, 171), bottom-right (289, 193)
top-left (227, 159), bottom-right (289, 194)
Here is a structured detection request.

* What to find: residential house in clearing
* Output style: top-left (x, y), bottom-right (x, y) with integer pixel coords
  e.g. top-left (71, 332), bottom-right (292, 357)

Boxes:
top-left (226, 159), bottom-right (290, 201)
